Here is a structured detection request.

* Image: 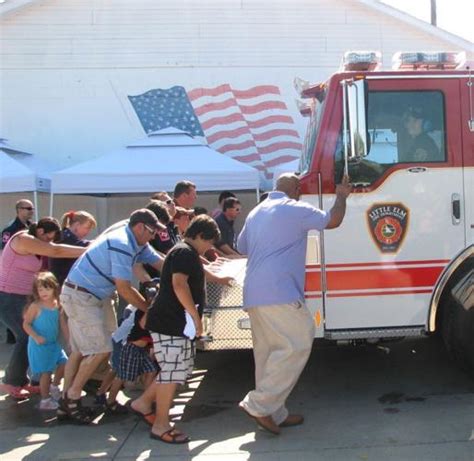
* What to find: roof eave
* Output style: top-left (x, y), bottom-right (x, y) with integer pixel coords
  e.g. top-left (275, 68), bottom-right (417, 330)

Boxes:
top-left (357, 0), bottom-right (473, 50)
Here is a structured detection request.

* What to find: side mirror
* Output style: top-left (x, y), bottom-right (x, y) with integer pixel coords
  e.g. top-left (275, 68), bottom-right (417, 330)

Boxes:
top-left (344, 79), bottom-right (369, 159)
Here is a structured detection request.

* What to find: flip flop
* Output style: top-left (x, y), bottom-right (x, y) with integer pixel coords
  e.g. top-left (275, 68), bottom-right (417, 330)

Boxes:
top-left (129, 404), bottom-right (155, 426)
top-left (150, 428), bottom-right (190, 444)
top-left (238, 403), bottom-right (280, 435)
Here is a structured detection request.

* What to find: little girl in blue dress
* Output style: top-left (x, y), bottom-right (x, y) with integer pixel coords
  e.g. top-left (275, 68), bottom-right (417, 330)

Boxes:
top-left (23, 272), bottom-right (68, 410)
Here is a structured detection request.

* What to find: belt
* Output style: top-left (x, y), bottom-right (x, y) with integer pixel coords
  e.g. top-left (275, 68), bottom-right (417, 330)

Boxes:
top-left (64, 281), bottom-right (100, 300)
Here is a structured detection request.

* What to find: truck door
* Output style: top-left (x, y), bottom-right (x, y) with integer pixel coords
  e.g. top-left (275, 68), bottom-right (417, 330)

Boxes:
top-left (321, 77), bottom-right (465, 333)
top-left (460, 77), bottom-right (474, 246)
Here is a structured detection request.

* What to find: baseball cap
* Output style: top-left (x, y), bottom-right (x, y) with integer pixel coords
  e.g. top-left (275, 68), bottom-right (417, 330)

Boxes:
top-left (129, 208), bottom-right (166, 231)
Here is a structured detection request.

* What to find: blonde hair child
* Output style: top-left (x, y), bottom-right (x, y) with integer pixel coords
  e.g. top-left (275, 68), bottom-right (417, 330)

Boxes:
top-left (23, 272), bottom-right (69, 410)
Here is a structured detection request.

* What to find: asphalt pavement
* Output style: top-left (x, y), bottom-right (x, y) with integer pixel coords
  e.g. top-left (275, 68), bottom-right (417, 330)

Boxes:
top-left (0, 335), bottom-right (473, 460)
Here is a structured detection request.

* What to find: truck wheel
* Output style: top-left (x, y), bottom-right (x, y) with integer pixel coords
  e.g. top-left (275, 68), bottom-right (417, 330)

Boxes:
top-left (441, 296), bottom-right (474, 376)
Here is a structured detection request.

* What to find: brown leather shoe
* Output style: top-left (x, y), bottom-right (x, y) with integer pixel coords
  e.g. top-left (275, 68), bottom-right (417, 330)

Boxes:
top-left (279, 414), bottom-right (304, 427)
top-left (238, 403), bottom-right (280, 435)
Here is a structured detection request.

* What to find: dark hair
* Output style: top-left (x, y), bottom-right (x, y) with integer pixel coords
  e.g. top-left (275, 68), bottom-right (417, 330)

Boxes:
top-left (218, 190), bottom-right (236, 204)
top-left (146, 200), bottom-right (171, 225)
top-left (193, 206), bottom-right (208, 216)
top-left (173, 180), bottom-right (196, 198)
top-left (223, 197), bottom-right (240, 212)
top-left (259, 191), bottom-right (269, 203)
top-left (404, 106), bottom-right (424, 120)
top-left (184, 215), bottom-right (221, 243)
top-left (28, 217), bottom-right (61, 241)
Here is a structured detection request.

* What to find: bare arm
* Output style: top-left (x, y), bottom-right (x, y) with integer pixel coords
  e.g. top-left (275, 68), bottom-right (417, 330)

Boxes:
top-left (326, 175), bottom-right (352, 229)
top-left (115, 279), bottom-right (149, 312)
top-left (133, 263), bottom-right (153, 283)
top-left (203, 265), bottom-right (234, 286)
top-left (217, 243), bottom-right (243, 258)
top-left (23, 303), bottom-right (45, 345)
top-left (149, 256), bottom-right (164, 273)
top-left (172, 272), bottom-right (202, 337)
top-left (59, 307), bottom-right (70, 349)
top-left (13, 233), bottom-right (86, 258)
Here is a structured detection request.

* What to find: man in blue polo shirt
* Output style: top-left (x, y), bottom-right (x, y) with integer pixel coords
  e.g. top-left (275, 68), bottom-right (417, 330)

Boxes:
top-left (58, 209), bottom-right (165, 423)
top-left (237, 173), bottom-right (351, 435)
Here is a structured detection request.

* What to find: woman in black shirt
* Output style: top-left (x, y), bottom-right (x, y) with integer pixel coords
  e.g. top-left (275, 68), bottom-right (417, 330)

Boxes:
top-left (49, 210), bottom-right (96, 285)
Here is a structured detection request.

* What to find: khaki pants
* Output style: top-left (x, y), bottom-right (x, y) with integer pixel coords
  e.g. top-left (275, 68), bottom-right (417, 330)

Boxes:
top-left (240, 301), bottom-right (315, 425)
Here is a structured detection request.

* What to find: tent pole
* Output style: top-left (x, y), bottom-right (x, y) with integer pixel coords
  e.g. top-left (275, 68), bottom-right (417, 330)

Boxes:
top-left (49, 193), bottom-right (54, 217)
top-left (33, 191), bottom-right (39, 221)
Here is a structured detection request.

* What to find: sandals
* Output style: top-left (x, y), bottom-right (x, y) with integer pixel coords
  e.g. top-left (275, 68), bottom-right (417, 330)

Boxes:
top-left (238, 403), bottom-right (280, 435)
top-left (57, 396), bottom-right (94, 425)
top-left (150, 428), bottom-right (190, 444)
top-left (279, 414), bottom-right (304, 427)
top-left (130, 403), bottom-right (155, 426)
top-left (104, 401), bottom-right (129, 416)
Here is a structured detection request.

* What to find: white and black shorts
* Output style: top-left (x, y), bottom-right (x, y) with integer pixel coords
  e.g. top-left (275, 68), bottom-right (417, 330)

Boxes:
top-left (151, 333), bottom-right (194, 384)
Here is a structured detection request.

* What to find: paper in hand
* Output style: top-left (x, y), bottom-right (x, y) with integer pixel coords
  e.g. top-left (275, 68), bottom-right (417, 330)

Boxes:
top-left (183, 311), bottom-right (196, 340)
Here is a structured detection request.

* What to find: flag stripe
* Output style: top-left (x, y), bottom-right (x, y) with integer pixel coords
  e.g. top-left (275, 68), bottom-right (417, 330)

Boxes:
top-left (188, 84), bottom-right (232, 100)
top-left (200, 113), bottom-right (247, 131)
top-left (188, 84), bottom-right (303, 180)
top-left (265, 155), bottom-right (303, 168)
top-left (239, 101), bottom-right (288, 115)
top-left (258, 141), bottom-right (303, 155)
top-left (207, 126), bottom-right (254, 144)
top-left (217, 139), bottom-right (257, 154)
top-left (232, 86), bottom-right (281, 99)
top-left (248, 115), bottom-right (296, 129)
top-left (194, 98), bottom-right (238, 116)
top-left (253, 129), bottom-right (301, 142)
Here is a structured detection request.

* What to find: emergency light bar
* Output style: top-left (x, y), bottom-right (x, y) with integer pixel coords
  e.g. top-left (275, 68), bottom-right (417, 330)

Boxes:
top-left (341, 51), bottom-right (381, 71)
top-left (392, 51), bottom-right (466, 70)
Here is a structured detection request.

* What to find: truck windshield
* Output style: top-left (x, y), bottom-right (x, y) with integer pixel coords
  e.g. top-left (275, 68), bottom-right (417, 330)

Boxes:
top-left (334, 90), bottom-right (446, 185)
top-left (300, 91), bottom-right (326, 174)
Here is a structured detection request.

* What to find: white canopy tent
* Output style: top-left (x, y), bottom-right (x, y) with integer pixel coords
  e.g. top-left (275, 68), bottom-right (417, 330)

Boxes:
top-left (0, 139), bottom-right (54, 219)
top-left (51, 128), bottom-right (260, 212)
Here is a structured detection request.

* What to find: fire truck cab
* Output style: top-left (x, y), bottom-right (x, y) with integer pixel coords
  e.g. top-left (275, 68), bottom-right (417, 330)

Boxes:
top-left (203, 51), bottom-right (474, 373)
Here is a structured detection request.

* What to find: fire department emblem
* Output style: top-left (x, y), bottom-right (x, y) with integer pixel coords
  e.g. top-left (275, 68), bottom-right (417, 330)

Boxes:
top-left (367, 203), bottom-right (409, 253)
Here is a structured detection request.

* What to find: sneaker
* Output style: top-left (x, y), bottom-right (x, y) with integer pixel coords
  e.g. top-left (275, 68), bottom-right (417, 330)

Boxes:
top-left (39, 397), bottom-right (59, 410)
top-left (50, 385), bottom-right (61, 401)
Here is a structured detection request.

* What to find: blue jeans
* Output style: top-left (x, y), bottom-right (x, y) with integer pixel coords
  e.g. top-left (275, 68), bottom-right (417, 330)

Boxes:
top-left (0, 292), bottom-right (29, 386)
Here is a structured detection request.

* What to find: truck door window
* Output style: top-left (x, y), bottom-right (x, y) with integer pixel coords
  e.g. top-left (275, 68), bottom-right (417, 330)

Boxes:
top-left (335, 90), bottom-right (446, 185)
top-left (301, 96), bottom-right (326, 174)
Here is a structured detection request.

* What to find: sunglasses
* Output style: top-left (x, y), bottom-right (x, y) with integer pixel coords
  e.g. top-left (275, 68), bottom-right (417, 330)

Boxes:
top-left (143, 224), bottom-right (157, 235)
top-left (19, 207), bottom-right (34, 211)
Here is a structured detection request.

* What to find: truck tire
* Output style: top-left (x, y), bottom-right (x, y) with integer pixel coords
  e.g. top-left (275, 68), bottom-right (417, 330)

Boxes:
top-left (441, 296), bottom-right (474, 376)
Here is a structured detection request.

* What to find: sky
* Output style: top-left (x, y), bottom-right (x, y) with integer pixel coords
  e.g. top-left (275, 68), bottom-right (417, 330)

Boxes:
top-left (382, 0), bottom-right (473, 43)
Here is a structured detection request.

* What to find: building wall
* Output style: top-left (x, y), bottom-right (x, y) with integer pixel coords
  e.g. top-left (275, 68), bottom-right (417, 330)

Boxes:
top-left (1, 0), bottom-right (470, 169)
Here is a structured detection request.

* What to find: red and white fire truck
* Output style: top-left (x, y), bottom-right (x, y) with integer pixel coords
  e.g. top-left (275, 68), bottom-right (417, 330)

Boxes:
top-left (203, 51), bottom-right (474, 373)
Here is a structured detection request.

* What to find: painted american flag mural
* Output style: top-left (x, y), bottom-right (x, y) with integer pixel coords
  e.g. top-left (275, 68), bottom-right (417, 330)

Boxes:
top-left (128, 84), bottom-right (302, 182)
